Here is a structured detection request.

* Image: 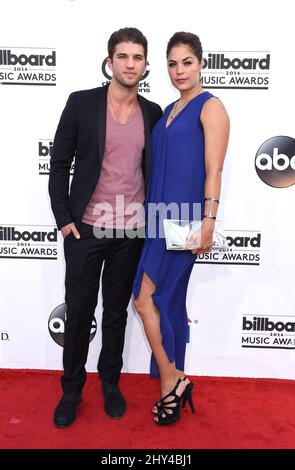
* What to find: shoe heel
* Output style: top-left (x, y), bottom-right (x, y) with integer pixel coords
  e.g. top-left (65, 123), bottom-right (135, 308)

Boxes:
top-left (182, 383), bottom-right (195, 413)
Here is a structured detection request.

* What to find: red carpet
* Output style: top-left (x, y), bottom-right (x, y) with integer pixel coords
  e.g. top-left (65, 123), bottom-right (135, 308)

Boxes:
top-left (0, 369), bottom-right (295, 449)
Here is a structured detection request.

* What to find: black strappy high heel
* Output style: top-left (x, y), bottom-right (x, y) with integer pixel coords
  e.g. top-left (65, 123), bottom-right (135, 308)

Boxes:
top-left (152, 376), bottom-right (194, 415)
top-left (152, 378), bottom-right (183, 415)
top-left (154, 377), bottom-right (195, 425)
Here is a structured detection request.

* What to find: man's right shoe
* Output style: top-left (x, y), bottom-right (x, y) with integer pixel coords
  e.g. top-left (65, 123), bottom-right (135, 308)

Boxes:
top-left (53, 392), bottom-right (82, 428)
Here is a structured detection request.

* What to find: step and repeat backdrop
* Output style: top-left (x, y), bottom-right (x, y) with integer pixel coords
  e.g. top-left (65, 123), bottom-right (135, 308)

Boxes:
top-left (1, 0), bottom-right (295, 379)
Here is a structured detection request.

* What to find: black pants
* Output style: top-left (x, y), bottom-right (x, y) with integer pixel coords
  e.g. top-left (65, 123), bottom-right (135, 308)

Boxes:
top-left (61, 223), bottom-right (143, 394)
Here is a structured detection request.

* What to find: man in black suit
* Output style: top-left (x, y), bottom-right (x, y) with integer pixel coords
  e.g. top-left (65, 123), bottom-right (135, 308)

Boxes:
top-left (49, 27), bottom-right (162, 427)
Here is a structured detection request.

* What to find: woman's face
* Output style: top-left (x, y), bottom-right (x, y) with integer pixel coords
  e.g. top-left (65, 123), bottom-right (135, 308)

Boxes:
top-left (167, 44), bottom-right (202, 92)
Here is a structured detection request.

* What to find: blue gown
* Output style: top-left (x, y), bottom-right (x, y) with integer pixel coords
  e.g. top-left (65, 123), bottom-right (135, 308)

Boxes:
top-left (132, 91), bottom-right (214, 378)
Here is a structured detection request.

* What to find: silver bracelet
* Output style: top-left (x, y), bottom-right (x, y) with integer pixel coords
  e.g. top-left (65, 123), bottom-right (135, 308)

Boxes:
top-left (204, 197), bottom-right (219, 218)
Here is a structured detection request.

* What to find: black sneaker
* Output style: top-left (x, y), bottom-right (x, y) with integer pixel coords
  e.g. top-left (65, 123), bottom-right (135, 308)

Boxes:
top-left (53, 392), bottom-right (82, 428)
top-left (101, 382), bottom-right (126, 419)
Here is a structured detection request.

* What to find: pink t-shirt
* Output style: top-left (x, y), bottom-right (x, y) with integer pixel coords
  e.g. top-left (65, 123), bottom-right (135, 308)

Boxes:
top-left (82, 103), bottom-right (145, 228)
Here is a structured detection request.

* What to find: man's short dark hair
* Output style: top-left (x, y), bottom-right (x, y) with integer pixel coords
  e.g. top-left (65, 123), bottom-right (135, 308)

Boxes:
top-left (108, 27), bottom-right (148, 59)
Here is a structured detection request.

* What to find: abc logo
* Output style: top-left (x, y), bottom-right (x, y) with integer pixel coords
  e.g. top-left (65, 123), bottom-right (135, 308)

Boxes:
top-left (255, 136), bottom-right (295, 188)
top-left (48, 303), bottom-right (97, 347)
top-left (101, 57), bottom-right (150, 81)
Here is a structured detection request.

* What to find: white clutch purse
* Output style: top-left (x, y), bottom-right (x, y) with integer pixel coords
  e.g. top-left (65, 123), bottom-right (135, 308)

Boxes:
top-left (163, 219), bottom-right (228, 250)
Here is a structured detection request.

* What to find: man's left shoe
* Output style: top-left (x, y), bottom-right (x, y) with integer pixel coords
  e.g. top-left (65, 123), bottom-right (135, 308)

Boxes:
top-left (101, 381), bottom-right (126, 419)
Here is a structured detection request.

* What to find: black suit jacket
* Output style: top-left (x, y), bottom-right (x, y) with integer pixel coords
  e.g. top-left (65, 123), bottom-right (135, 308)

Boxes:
top-left (48, 85), bottom-right (162, 230)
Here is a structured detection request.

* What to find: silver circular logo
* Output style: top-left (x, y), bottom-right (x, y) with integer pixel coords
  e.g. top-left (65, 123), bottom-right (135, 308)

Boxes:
top-left (48, 303), bottom-right (97, 347)
top-left (255, 136), bottom-right (295, 188)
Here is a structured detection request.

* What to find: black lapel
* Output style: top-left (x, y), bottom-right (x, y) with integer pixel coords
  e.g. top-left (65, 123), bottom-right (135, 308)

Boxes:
top-left (96, 84), bottom-right (109, 164)
top-left (138, 94), bottom-right (151, 192)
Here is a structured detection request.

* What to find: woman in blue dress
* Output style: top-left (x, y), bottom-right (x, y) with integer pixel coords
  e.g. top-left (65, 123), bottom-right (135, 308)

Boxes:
top-left (133, 32), bottom-right (230, 425)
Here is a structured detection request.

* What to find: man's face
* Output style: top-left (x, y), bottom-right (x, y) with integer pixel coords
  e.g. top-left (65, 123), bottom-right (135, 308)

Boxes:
top-left (108, 41), bottom-right (146, 88)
